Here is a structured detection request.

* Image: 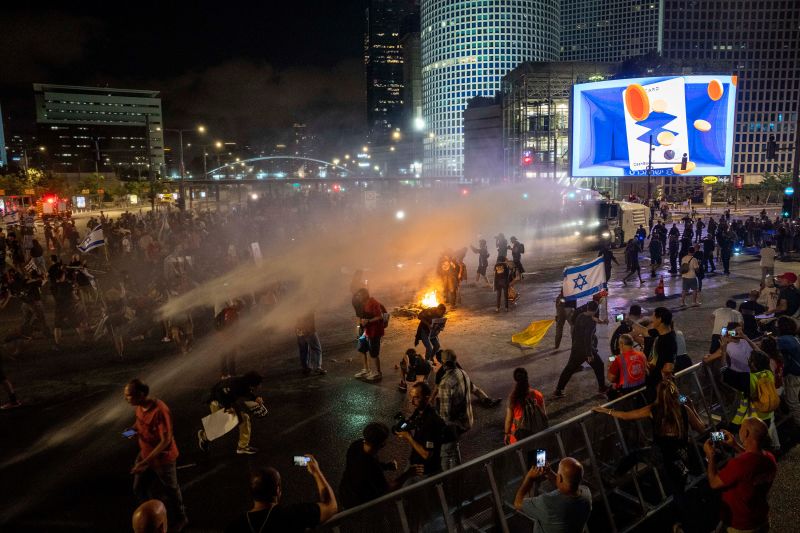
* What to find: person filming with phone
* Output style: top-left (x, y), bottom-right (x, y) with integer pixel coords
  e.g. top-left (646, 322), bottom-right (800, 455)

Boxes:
top-left (224, 458), bottom-right (337, 532)
top-left (703, 418), bottom-right (776, 533)
top-left (513, 456), bottom-right (592, 533)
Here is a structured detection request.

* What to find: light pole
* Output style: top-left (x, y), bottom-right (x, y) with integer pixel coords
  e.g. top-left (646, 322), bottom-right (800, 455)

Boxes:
top-left (159, 125), bottom-right (205, 210)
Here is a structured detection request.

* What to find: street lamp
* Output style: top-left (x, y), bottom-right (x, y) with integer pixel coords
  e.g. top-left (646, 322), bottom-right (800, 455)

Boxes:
top-left (159, 125), bottom-right (206, 210)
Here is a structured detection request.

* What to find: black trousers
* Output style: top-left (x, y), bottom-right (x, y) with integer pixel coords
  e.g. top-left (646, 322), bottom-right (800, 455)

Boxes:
top-left (495, 285), bottom-right (508, 309)
top-left (556, 352), bottom-right (605, 392)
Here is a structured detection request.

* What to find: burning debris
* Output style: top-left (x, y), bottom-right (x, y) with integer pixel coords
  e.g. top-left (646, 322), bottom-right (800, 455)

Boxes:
top-left (391, 289), bottom-right (441, 318)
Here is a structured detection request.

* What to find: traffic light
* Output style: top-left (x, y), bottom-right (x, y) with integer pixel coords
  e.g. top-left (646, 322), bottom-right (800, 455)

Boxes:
top-left (766, 135), bottom-right (778, 160)
top-left (782, 196), bottom-right (792, 218)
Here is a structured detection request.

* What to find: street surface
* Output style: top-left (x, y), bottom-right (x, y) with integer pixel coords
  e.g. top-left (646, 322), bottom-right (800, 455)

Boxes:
top-left (0, 240), bottom-right (796, 531)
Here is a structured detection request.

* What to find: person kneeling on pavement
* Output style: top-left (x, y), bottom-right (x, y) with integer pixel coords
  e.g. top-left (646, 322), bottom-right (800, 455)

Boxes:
top-left (224, 458), bottom-right (338, 533)
top-left (513, 457), bottom-right (592, 533)
top-left (398, 348), bottom-right (432, 393)
top-left (197, 371), bottom-right (266, 455)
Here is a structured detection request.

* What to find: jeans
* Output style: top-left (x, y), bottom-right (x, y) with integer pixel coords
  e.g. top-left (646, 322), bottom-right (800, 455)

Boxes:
top-left (722, 253), bottom-right (731, 274)
top-left (132, 461), bottom-right (187, 527)
top-left (496, 285), bottom-right (508, 309)
top-left (419, 333), bottom-right (440, 360)
top-left (783, 374), bottom-right (800, 426)
top-left (440, 441), bottom-right (461, 471)
top-left (297, 332), bottom-right (322, 369)
top-left (556, 352), bottom-right (605, 392)
top-left (210, 400), bottom-right (251, 448)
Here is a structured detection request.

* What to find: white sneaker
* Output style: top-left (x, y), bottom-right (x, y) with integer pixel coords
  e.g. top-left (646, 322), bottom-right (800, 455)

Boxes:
top-left (365, 371), bottom-right (383, 382)
top-left (354, 368), bottom-right (369, 378)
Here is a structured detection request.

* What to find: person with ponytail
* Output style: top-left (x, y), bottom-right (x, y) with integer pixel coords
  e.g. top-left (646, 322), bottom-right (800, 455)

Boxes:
top-left (504, 368), bottom-right (546, 445)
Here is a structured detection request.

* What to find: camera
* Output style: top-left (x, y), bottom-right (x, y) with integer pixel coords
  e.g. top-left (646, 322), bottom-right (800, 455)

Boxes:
top-left (393, 413), bottom-right (413, 434)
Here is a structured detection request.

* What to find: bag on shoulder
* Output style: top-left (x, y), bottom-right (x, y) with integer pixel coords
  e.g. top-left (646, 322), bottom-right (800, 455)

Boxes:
top-left (514, 395), bottom-right (548, 440)
top-left (752, 373), bottom-right (780, 413)
top-left (679, 261), bottom-right (691, 274)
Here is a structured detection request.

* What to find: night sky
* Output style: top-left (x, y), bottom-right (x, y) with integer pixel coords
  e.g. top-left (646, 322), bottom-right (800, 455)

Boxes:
top-left (1, 1), bottom-right (369, 153)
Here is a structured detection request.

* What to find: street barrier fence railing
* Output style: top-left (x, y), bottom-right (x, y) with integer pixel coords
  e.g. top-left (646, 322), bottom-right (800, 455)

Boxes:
top-left (323, 362), bottom-right (741, 533)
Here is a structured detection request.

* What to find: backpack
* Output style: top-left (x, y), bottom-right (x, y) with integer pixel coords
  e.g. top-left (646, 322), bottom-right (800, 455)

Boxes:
top-left (514, 394), bottom-right (549, 440)
top-left (751, 372), bottom-right (780, 413)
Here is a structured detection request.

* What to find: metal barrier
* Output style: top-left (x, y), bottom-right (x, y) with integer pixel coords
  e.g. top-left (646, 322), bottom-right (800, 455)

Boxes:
top-left (324, 362), bottom-right (741, 533)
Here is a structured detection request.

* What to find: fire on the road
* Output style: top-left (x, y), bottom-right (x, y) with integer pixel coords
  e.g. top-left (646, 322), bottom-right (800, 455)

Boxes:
top-left (420, 290), bottom-right (439, 308)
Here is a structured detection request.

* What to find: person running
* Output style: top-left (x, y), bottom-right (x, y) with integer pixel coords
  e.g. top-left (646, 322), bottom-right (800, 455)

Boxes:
top-left (622, 240), bottom-right (643, 286)
top-left (553, 301), bottom-right (607, 398)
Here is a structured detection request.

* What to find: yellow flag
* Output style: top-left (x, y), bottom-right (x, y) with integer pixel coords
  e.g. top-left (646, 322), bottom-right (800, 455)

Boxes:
top-left (511, 319), bottom-right (556, 347)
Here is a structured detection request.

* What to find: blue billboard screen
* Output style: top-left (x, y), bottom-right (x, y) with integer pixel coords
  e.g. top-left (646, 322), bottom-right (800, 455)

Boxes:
top-left (571, 75), bottom-right (737, 177)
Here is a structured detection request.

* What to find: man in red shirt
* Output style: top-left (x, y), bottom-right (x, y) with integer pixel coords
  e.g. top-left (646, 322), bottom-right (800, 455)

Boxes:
top-left (353, 288), bottom-right (386, 382)
top-left (125, 379), bottom-right (188, 532)
top-left (704, 417), bottom-right (776, 532)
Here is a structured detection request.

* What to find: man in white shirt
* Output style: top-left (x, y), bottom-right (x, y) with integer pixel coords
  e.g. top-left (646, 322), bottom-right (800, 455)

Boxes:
top-left (680, 247), bottom-right (701, 307)
top-left (760, 243), bottom-right (776, 282)
top-left (710, 300), bottom-right (743, 353)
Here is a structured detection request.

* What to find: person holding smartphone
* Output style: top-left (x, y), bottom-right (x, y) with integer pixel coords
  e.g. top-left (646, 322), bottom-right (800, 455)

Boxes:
top-left (224, 458), bottom-right (337, 532)
top-left (124, 379), bottom-right (188, 532)
top-left (513, 457), bottom-right (592, 533)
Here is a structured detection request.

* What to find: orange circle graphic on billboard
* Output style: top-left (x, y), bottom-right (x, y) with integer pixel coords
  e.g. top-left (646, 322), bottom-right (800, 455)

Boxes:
top-left (708, 79), bottom-right (724, 101)
top-left (625, 84), bottom-right (650, 121)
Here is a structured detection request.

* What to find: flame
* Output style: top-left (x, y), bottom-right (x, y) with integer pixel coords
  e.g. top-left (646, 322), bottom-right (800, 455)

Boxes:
top-left (420, 290), bottom-right (439, 308)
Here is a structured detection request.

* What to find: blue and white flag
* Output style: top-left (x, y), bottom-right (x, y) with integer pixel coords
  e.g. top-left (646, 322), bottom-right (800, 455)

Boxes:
top-left (3, 211), bottom-right (19, 226)
top-left (562, 256), bottom-right (606, 301)
top-left (78, 225), bottom-right (105, 253)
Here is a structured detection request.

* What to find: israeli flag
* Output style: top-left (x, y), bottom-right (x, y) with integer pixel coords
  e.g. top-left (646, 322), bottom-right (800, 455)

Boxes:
top-left (78, 225), bottom-right (105, 253)
top-left (562, 257), bottom-right (606, 301)
top-left (3, 211), bottom-right (19, 226)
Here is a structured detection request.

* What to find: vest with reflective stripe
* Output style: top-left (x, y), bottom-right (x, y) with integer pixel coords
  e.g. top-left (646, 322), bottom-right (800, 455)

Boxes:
top-left (618, 350), bottom-right (647, 389)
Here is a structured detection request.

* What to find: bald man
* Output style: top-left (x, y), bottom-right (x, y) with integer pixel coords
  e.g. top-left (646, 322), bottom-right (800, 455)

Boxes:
top-left (704, 418), bottom-right (777, 532)
top-left (132, 499), bottom-right (167, 533)
top-left (513, 457), bottom-right (592, 533)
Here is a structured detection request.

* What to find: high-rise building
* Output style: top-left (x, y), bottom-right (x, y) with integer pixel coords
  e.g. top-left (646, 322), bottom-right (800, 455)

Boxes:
top-left (421, 0), bottom-right (559, 178)
top-left (463, 94), bottom-right (503, 182)
top-left (0, 104), bottom-right (7, 168)
top-left (661, 0), bottom-right (800, 184)
top-left (365, 0), bottom-right (412, 146)
top-left (560, 0), bottom-right (662, 62)
top-left (33, 83), bottom-right (164, 177)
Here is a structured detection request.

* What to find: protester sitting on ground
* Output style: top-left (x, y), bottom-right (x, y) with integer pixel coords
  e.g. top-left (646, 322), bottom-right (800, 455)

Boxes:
top-left (430, 349), bottom-right (501, 407)
top-left (607, 334), bottom-right (647, 400)
top-left (132, 499), bottom-right (167, 533)
top-left (398, 348), bottom-right (432, 393)
top-left (504, 367), bottom-right (547, 444)
top-left (703, 418), bottom-right (776, 533)
top-left (224, 460), bottom-right (337, 533)
top-left (513, 457), bottom-right (592, 533)
top-left (593, 380), bottom-right (707, 532)
top-left (339, 422), bottom-right (415, 509)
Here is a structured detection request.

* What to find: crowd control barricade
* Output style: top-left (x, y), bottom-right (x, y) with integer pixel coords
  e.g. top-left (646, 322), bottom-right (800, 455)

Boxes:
top-left (323, 363), bottom-right (744, 533)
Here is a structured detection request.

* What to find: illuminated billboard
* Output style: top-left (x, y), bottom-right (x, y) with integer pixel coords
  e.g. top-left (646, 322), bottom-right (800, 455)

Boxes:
top-left (571, 75), bottom-right (737, 177)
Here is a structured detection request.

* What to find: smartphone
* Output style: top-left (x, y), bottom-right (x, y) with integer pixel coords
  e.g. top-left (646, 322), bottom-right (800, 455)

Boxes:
top-left (608, 355), bottom-right (616, 362)
top-left (535, 449), bottom-right (546, 468)
top-left (711, 431), bottom-right (725, 443)
top-left (293, 455), bottom-right (311, 467)
top-left (729, 330), bottom-right (737, 337)
top-left (720, 327), bottom-right (728, 337)
top-left (122, 428), bottom-right (137, 439)
top-left (615, 313), bottom-right (625, 323)
top-left (678, 394), bottom-right (687, 404)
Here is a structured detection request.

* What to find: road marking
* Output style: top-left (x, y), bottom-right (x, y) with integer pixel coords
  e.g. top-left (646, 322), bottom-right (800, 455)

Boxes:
top-left (181, 463), bottom-right (226, 491)
top-left (280, 408), bottom-right (333, 436)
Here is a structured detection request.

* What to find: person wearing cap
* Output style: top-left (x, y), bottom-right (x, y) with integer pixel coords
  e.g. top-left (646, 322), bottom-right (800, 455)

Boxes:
top-left (508, 236), bottom-right (525, 277)
top-left (768, 272), bottom-right (800, 317)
